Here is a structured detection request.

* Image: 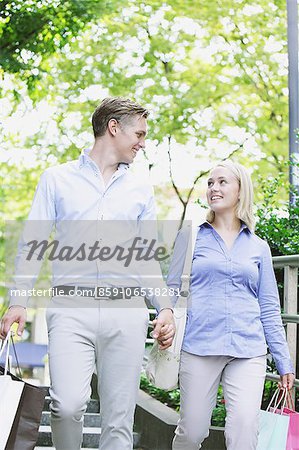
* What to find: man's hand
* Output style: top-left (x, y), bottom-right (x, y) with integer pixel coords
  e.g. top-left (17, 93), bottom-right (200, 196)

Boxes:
top-left (152, 308), bottom-right (175, 350)
top-left (0, 306), bottom-right (27, 339)
top-left (279, 373), bottom-right (295, 391)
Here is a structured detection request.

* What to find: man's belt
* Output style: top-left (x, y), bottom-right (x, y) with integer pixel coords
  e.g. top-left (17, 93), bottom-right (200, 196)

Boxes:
top-left (52, 286), bottom-right (143, 300)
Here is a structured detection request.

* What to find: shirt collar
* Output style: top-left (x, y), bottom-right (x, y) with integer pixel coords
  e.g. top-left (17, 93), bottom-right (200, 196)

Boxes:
top-left (78, 149), bottom-right (129, 173)
top-left (78, 148), bottom-right (91, 168)
top-left (199, 220), bottom-right (251, 233)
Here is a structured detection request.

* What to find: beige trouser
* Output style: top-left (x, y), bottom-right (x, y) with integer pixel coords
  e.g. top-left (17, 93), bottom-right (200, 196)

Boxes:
top-left (46, 296), bottom-right (149, 450)
top-left (172, 351), bottom-right (267, 450)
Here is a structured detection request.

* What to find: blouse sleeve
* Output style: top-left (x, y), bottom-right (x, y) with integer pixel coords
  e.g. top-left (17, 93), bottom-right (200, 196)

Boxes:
top-left (166, 226), bottom-right (191, 307)
top-left (257, 241), bottom-right (295, 375)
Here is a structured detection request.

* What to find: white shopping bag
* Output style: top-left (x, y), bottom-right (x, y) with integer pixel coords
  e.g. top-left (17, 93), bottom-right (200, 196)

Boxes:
top-left (0, 333), bottom-right (24, 450)
top-left (0, 375), bottom-right (24, 450)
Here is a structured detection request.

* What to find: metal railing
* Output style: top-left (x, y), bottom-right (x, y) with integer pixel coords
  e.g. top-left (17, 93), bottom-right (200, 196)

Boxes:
top-left (272, 255), bottom-right (299, 390)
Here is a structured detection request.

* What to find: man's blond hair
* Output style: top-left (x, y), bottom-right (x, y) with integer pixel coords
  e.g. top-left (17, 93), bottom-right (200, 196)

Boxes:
top-left (92, 97), bottom-right (149, 138)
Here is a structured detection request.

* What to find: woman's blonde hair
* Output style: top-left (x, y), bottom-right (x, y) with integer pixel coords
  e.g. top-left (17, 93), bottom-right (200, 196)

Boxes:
top-left (206, 160), bottom-right (255, 231)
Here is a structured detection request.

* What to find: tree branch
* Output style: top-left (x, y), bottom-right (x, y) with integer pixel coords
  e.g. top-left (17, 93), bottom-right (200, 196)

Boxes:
top-left (167, 135), bottom-right (187, 208)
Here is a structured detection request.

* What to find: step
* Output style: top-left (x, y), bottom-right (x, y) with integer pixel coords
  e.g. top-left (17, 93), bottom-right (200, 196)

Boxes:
top-left (37, 426), bottom-right (101, 447)
top-left (39, 396), bottom-right (140, 448)
top-left (41, 411), bottom-right (101, 427)
top-left (37, 426), bottom-right (140, 448)
top-left (43, 397), bottom-right (100, 413)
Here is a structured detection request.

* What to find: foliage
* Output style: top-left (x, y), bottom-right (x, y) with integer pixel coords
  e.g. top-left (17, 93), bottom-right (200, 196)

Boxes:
top-left (255, 162), bottom-right (299, 256)
top-left (211, 385), bottom-right (226, 427)
top-left (1, 0), bottom-right (293, 224)
top-left (0, 8), bottom-right (295, 223)
top-left (0, 0), bottom-right (109, 91)
top-left (140, 372), bottom-right (226, 426)
top-left (37, 0), bottom-right (289, 167)
top-left (140, 372), bottom-right (181, 411)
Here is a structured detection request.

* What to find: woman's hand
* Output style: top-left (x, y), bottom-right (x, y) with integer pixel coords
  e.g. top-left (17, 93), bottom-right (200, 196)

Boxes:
top-left (279, 373), bottom-right (295, 390)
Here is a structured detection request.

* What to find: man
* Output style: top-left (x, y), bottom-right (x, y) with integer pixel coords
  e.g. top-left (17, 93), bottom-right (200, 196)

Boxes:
top-left (0, 97), bottom-right (175, 450)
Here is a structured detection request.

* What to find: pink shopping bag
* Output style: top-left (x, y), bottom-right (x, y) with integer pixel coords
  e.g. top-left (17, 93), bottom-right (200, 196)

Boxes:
top-left (271, 389), bottom-right (299, 450)
top-left (282, 407), bottom-right (299, 450)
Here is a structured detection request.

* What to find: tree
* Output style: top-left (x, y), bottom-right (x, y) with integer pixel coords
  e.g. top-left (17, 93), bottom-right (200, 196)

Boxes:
top-left (1, 0), bottom-right (292, 223)
top-left (0, 0), bottom-right (110, 93)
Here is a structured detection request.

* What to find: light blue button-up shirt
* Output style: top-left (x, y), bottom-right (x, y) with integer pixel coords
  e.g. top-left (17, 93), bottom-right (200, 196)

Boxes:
top-left (167, 222), bottom-right (294, 375)
top-left (9, 150), bottom-right (172, 311)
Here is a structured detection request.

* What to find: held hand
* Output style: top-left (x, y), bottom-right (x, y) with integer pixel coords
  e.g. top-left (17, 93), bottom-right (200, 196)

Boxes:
top-left (152, 308), bottom-right (175, 350)
top-left (0, 306), bottom-right (27, 339)
top-left (279, 373), bottom-right (295, 391)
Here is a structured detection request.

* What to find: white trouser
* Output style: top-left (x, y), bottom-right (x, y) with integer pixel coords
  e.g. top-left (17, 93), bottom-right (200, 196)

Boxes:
top-left (172, 351), bottom-right (266, 450)
top-left (46, 295), bottom-right (149, 450)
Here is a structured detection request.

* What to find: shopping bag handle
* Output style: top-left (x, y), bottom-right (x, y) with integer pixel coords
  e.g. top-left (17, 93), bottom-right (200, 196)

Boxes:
top-left (266, 387), bottom-right (288, 414)
top-left (0, 330), bottom-right (12, 375)
top-left (0, 331), bottom-right (22, 378)
top-left (11, 335), bottom-right (22, 379)
top-left (285, 389), bottom-right (295, 411)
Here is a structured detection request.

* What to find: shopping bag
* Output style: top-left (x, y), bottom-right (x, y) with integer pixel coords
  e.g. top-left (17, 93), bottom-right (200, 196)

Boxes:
top-left (146, 224), bottom-right (197, 391)
top-left (256, 388), bottom-right (290, 450)
top-left (0, 333), bottom-right (24, 450)
top-left (270, 390), bottom-right (299, 450)
top-left (0, 332), bottom-right (47, 450)
top-left (1, 366), bottom-right (47, 450)
top-left (0, 374), bottom-right (24, 450)
top-left (284, 407), bottom-right (299, 450)
top-left (145, 297), bottom-right (186, 391)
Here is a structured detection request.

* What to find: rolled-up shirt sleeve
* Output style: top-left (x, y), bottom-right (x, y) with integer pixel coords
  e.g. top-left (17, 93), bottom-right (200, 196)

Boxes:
top-left (9, 169), bottom-right (56, 308)
top-left (138, 187), bottom-right (173, 312)
top-left (257, 242), bottom-right (295, 375)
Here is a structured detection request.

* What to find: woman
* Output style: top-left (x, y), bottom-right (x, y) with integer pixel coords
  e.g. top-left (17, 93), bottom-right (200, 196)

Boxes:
top-left (168, 160), bottom-right (295, 450)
